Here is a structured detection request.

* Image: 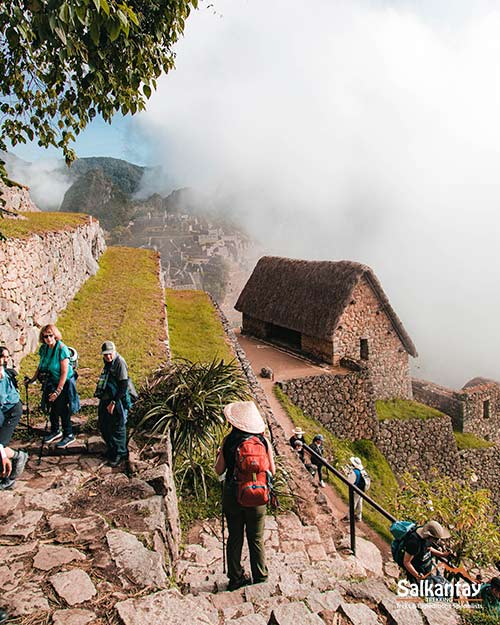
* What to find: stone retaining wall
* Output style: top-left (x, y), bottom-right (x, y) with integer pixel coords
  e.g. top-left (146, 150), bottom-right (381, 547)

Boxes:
top-left (376, 416), bottom-right (461, 479)
top-left (0, 181), bottom-right (40, 212)
top-left (0, 216), bottom-right (105, 364)
top-left (279, 369), bottom-right (379, 441)
top-left (459, 446), bottom-right (500, 508)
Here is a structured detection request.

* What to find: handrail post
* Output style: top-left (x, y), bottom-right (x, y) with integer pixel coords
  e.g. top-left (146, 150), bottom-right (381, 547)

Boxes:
top-left (348, 484), bottom-right (356, 555)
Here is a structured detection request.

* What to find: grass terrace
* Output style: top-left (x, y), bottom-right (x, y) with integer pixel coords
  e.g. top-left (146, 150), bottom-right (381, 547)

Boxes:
top-left (274, 386), bottom-right (398, 541)
top-left (20, 247), bottom-right (167, 399)
top-left (375, 398), bottom-right (446, 421)
top-left (166, 289), bottom-right (234, 362)
top-left (454, 431), bottom-right (495, 450)
top-left (1, 212), bottom-right (91, 239)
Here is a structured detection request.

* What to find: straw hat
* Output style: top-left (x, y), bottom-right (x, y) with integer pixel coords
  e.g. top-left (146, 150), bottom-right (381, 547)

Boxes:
top-left (223, 401), bottom-right (265, 434)
top-left (292, 427), bottom-right (304, 436)
top-left (416, 521), bottom-right (451, 540)
top-left (350, 456), bottom-right (364, 470)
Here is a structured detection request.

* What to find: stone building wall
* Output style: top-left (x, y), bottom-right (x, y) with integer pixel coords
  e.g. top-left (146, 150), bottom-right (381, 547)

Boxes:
top-left (0, 181), bottom-right (40, 212)
top-left (459, 446), bottom-right (500, 508)
top-left (241, 313), bottom-right (267, 340)
top-left (376, 415), bottom-right (461, 480)
top-left (457, 384), bottom-right (500, 443)
top-left (301, 334), bottom-right (333, 363)
top-left (279, 369), bottom-right (379, 441)
top-left (335, 277), bottom-right (412, 400)
top-left (0, 216), bottom-right (105, 364)
top-left (412, 379), bottom-right (463, 430)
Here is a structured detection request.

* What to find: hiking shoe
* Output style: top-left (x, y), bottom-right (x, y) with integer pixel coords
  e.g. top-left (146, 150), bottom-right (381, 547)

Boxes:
top-left (56, 434), bottom-right (76, 449)
top-left (109, 454), bottom-right (127, 468)
top-left (0, 477), bottom-right (15, 490)
top-left (10, 450), bottom-right (28, 480)
top-left (319, 480), bottom-right (325, 487)
top-left (0, 609), bottom-right (9, 623)
top-left (43, 430), bottom-right (62, 444)
top-left (227, 574), bottom-right (252, 591)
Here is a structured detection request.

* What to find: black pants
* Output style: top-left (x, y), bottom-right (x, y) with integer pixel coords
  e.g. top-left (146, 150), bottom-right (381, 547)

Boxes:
top-left (0, 401), bottom-right (23, 445)
top-left (48, 388), bottom-right (73, 436)
top-left (98, 399), bottom-right (128, 458)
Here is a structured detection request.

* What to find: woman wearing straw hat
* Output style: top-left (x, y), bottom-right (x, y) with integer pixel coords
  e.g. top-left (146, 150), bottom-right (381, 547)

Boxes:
top-left (215, 401), bottom-right (276, 591)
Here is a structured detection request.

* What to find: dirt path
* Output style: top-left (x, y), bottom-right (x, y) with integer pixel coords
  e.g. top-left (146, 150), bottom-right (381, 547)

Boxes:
top-left (236, 330), bottom-right (391, 560)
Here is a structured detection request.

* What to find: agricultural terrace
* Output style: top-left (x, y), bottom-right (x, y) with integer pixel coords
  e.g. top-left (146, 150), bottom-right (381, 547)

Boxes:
top-left (0, 212), bottom-right (91, 238)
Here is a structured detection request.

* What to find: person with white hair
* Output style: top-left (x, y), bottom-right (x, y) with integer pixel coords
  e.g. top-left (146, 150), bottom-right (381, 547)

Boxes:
top-left (215, 401), bottom-right (276, 591)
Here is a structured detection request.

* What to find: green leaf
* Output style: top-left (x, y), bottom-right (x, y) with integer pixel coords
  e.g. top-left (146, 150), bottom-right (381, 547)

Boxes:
top-left (108, 19), bottom-right (121, 42)
top-left (143, 84), bottom-right (151, 98)
top-left (89, 19), bottom-right (100, 46)
top-left (54, 26), bottom-right (67, 45)
top-left (75, 6), bottom-right (87, 25)
top-left (58, 3), bottom-right (70, 23)
top-left (100, 0), bottom-right (110, 16)
top-left (92, 0), bottom-right (100, 10)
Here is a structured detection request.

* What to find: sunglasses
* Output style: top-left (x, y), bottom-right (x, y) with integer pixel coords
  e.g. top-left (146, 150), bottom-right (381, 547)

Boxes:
top-left (43, 334), bottom-right (54, 339)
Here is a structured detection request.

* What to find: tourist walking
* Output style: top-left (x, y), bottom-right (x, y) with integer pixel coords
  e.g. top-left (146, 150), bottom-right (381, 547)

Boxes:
top-left (215, 401), bottom-right (276, 591)
top-left (27, 324), bottom-right (79, 448)
top-left (0, 345), bottom-right (28, 489)
top-left (480, 576), bottom-right (500, 616)
top-left (289, 426), bottom-right (305, 462)
top-left (309, 434), bottom-right (326, 487)
top-left (402, 520), bottom-right (451, 584)
top-left (344, 456), bottom-right (371, 521)
top-left (95, 341), bottom-right (130, 467)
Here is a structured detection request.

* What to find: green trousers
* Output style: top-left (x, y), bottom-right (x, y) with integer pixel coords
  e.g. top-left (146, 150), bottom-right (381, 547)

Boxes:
top-left (223, 484), bottom-right (268, 584)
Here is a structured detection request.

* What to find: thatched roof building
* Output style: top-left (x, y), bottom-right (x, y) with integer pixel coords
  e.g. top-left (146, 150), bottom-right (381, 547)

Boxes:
top-left (236, 256), bottom-right (416, 355)
top-left (236, 256), bottom-right (417, 400)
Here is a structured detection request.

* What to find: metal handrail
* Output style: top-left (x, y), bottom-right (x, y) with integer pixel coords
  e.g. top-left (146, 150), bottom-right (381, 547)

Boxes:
top-left (302, 442), bottom-right (397, 555)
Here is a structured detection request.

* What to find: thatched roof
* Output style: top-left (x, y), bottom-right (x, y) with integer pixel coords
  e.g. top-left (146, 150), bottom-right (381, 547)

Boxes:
top-left (235, 256), bottom-right (417, 357)
top-left (462, 377), bottom-right (500, 391)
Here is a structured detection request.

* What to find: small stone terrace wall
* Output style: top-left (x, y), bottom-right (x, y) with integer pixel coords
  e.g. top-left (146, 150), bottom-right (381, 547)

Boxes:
top-left (412, 379), bottom-right (463, 430)
top-left (279, 368), bottom-right (379, 441)
top-left (376, 415), bottom-right (461, 480)
top-left (0, 217), bottom-right (105, 364)
top-left (459, 446), bottom-right (500, 508)
top-left (0, 181), bottom-right (40, 212)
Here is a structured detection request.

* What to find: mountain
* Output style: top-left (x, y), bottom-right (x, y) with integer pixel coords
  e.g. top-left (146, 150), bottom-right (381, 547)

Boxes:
top-left (68, 157), bottom-right (146, 196)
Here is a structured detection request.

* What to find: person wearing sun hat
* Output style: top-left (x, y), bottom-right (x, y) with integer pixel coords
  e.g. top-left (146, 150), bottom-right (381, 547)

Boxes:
top-left (215, 401), bottom-right (276, 591)
top-left (403, 520), bottom-right (451, 584)
top-left (289, 426), bottom-right (306, 462)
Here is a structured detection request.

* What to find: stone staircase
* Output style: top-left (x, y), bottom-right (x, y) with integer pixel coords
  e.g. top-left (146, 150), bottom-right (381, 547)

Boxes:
top-left (1, 439), bottom-right (462, 625)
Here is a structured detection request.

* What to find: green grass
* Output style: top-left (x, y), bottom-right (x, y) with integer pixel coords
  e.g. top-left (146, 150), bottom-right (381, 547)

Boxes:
top-left (1, 212), bottom-right (90, 238)
top-left (376, 398), bottom-right (447, 421)
top-left (20, 247), bottom-right (167, 399)
top-left (274, 386), bottom-right (398, 542)
top-left (166, 289), bottom-right (234, 362)
top-left (454, 431), bottom-right (495, 450)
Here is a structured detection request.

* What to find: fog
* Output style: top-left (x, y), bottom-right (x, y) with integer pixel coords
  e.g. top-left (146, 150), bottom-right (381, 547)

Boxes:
top-left (133, 0), bottom-right (500, 388)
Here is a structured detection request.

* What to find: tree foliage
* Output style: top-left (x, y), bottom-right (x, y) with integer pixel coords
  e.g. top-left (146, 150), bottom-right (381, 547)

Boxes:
top-left (0, 0), bottom-right (198, 184)
top-left (394, 471), bottom-right (500, 568)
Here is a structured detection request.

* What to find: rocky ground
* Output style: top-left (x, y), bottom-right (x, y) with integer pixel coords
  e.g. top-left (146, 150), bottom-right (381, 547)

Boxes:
top-left (1, 427), bottom-right (464, 625)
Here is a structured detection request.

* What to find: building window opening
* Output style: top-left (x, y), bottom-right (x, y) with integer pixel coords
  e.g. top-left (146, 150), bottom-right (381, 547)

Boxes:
top-left (360, 338), bottom-right (369, 361)
top-left (483, 399), bottom-right (490, 419)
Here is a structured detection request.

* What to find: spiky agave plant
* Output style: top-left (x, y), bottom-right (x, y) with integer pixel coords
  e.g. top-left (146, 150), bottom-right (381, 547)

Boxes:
top-left (131, 358), bottom-right (249, 483)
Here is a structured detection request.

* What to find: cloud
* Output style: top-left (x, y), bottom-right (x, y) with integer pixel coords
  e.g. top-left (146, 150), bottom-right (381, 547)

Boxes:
top-left (5, 155), bottom-right (72, 211)
top-left (139, 0), bottom-right (500, 386)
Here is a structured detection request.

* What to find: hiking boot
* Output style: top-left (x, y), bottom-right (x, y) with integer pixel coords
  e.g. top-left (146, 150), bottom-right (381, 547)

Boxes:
top-left (319, 480), bottom-right (325, 487)
top-left (56, 434), bottom-right (76, 449)
top-left (109, 454), bottom-right (127, 468)
top-left (43, 430), bottom-right (62, 444)
top-left (0, 609), bottom-right (8, 623)
top-left (10, 450), bottom-right (28, 480)
top-left (0, 477), bottom-right (15, 490)
top-left (227, 574), bottom-right (252, 591)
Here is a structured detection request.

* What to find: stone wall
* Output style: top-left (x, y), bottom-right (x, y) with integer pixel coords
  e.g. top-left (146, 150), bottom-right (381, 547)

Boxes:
top-left (458, 384), bottom-right (500, 444)
top-left (412, 379), bottom-right (463, 430)
top-left (241, 313), bottom-right (267, 340)
top-left (376, 415), bottom-right (461, 480)
top-left (459, 446), bottom-right (500, 508)
top-left (301, 333), bottom-right (333, 363)
top-left (335, 277), bottom-right (412, 400)
top-left (279, 369), bottom-right (379, 441)
top-left (0, 181), bottom-right (40, 212)
top-left (0, 216), bottom-right (105, 364)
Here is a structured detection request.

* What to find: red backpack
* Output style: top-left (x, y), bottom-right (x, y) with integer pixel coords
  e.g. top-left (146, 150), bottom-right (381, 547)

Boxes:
top-left (234, 436), bottom-right (270, 507)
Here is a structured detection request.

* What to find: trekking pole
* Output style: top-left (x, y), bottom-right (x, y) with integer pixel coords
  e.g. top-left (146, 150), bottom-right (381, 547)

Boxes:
top-left (24, 379), bottom-right (31, 432)
top-left (38, 416), bottom-right (49, 466)
top-left (219, 471), bottom-right (226, 574)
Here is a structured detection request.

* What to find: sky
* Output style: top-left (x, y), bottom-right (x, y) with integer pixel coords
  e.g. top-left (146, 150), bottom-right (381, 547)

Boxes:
top-left (9, 0), bottom-right (500, 388)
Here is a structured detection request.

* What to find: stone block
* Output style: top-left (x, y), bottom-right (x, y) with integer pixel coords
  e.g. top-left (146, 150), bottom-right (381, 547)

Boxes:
top-left (419, 603), bottom-right (460, 625)
top-left (52, 608), bottom-right (96, 625)
top-left (339, 601), bottom-right (382, 625)
top-left (34, 544), bottom-right (86, 571)
top-left (270, 601), bottom-right (326, 625)
top-left (50, 569), bottom-right (97, 605)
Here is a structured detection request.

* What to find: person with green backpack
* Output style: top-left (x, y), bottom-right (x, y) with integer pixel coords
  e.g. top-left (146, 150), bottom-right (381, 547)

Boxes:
top-left (95, 341), bottom-right (136, 467)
